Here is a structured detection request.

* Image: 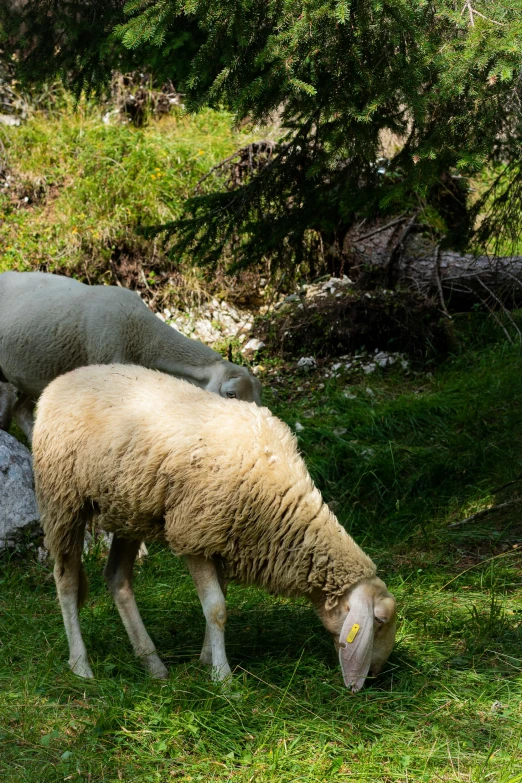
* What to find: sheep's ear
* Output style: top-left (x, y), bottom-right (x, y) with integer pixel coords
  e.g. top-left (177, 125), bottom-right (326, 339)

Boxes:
top-left (324, 594), bottom-right (339, 611)
top-left (338, 584), bottom-right (374, 693)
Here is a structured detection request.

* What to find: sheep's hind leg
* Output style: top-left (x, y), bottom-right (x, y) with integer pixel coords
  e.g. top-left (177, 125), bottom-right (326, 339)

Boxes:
top-left (200, 623), bottom-right (212, 665)
top-left (104, 535), bottom-right (168, 679)
top-left (54, 550), bottom-right (93, 679)
top-left (184, 555), bottom-right (231, 682)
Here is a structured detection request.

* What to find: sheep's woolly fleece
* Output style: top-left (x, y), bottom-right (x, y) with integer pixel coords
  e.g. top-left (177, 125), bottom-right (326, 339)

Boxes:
top-left (34, 365), bottom-right (376, 599)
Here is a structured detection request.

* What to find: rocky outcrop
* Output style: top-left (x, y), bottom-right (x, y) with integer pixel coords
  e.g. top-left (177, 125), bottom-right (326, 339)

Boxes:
top-left (158, 297), bottom-right (255, 346)
top-left (0, 431), bottom-right (39, 548)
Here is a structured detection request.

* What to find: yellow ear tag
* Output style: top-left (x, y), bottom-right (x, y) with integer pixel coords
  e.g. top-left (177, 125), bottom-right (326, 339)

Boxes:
top-left (346, 624), bottom-right (360, 643)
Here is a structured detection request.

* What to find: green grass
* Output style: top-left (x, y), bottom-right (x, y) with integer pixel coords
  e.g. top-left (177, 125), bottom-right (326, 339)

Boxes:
top-left (1, 96), bottom-right (522, 782)
top-left (2, 317), bottom-right (522, 782)
top-left (269, 314), bottom-right (522, 547)
top-left (0, 96), bottom-right (245, 277)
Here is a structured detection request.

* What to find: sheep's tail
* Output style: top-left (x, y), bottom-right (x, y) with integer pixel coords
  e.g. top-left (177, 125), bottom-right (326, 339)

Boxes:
top-left (78, 561), bottom-right (88, 611)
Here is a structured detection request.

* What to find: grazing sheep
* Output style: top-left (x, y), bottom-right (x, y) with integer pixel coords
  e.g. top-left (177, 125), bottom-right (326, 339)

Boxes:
top-left (33, 364), bottom-right (396, 692)
top-left (0, 270), bottom-right (261, 441)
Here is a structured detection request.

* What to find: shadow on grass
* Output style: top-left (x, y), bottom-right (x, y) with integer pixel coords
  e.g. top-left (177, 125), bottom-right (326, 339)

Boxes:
top-left (1, 530), bottom-right (522, 782)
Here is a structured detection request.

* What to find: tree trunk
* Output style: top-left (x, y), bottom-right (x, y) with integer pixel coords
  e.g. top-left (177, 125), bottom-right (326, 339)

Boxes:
top-left (349, 225), bottom-right (522, 311)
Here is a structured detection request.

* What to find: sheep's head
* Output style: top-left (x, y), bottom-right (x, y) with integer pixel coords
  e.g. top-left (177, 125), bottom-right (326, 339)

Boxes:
top-left (210, 362), bottom-right (262, 405)
top-left (315, 576), bottom-right (396, 693)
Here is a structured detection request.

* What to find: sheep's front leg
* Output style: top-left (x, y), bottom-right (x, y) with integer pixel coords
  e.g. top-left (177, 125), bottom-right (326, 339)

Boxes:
top-left (0, 382), bottom-right (16, 432)
top-left (200, 561), bottom-right (227, 666)
top-left (184, 555), bottom-right (231, 682)
top-left (104, 535), bottom-right (168, 679)
top-left (13, 393), bottom-right (35, 443)
top-left (54, 551), bottom-right (93, 679)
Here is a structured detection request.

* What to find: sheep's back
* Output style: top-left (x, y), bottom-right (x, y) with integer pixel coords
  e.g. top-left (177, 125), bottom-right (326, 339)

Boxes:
top-left (33, 364), bottom-right (300, 553)
top-left (0, 272), bottom-right (148, 395)
top-left (34, 364), bottom-right (373, 596)
top-left (0, 272), bottom-right (90, 395)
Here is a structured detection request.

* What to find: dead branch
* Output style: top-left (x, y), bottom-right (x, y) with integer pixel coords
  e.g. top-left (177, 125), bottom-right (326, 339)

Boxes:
top-left (476, 293), bottom-right (513, 344)
top-left (461, 0), bottom-right (475, 25)
top-left (434, 244), bottom-right (452, 319)
top-left (193, 141), bottom-right (279, 195)
top-left (139, 266), bottom-right (152, 293)
top-left (503, 270), bottom-right (522, 292)
top-left (474, 275), bottom-right (521, 341)
top-left (354, 216), bottom-right (407, 242)
top-left (386, 209), bottom-right (421, 287)
top-left (491, 474), bottom-right (522, 495)
top-left (109, 259), bottom-right (123, 287)
top-left (193, 149), bottom-right (244, 194)
top-left (448, 499), bottom-right (522, 528)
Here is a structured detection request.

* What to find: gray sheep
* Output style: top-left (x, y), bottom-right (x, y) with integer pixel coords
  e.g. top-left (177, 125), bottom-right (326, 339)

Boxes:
top-left (0, 270), bottom-right (261, 440)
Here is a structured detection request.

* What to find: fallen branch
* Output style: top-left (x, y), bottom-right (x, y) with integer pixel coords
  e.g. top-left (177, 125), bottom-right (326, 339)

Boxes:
top-left (448, 498), bottom-right (522, 528)
top-left (109, 259), bottom-right (123, 287)
top-left (467, 6), bottom-right (505, 26)
top-left (354, 216), bottom-right (407, 242)
top-left (193, 149), bottom-right (243, 194)
top-left (139, 266), bottom-right (152, 293)
top-left (386, 209), bottom-right (421, 287)
top-left (491, 474), bottom-right (522, 495)
top-left (476, 292), bottom-right (513, 344)
top-left (503, 269), bottom-right (522, 292)
top-left (386, 243), bottom-right (522, 311)
top-left (193, 140), bottom-right (279, 194)
top-left (461, 0), bottom-right (474, 25)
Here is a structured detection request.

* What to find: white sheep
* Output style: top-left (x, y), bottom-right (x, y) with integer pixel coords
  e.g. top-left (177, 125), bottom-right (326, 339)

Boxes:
top-left (0, 270), bottom-right (261, 441)
top-left (33, 364), bottom-right (396, 692)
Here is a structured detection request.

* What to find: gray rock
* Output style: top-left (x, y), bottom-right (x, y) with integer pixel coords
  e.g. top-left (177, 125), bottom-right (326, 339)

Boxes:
top-left (297, 356), bottom-right (317, 370)
top-left (242, 338), bottom-right (266, 354)
top-left (0, 114), bottom-right (21, 127)
top-left (0, 431), bottom-right (39, 548)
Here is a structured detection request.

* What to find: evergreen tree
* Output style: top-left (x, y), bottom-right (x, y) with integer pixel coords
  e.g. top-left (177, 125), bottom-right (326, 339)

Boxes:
top-left (3, 0), bottom-right (522, 270)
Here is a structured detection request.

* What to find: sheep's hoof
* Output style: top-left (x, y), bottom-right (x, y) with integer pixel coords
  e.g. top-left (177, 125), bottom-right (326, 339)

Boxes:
top-left (144, 657), bottom-right (169, 680)
top-left (211, 665), bottom-right (240, 697)
top-left (211, 663), bottom-right (232, 682)
top-left (217, 676), bottom-right (242, 700)
top-left (150, 666), bottom-right (169, 680)
top-left (200, 649), bottom-right (212, 666)
top-left (70, 659), bottom-right (94, 679)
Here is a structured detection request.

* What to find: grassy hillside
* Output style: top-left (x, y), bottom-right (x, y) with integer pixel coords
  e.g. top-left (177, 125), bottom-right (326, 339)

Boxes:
top-left (0, 103), bottom-right (521, 782)
top-left (0, 96), bottom-right (246, 284)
